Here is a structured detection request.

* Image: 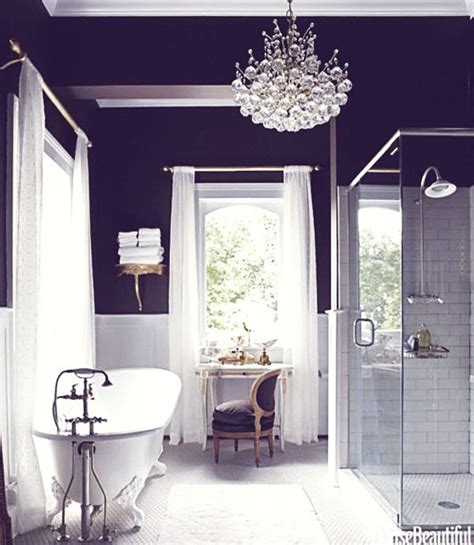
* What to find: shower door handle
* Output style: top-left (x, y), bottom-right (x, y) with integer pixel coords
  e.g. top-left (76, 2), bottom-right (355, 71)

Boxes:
top-left (353, 318), bottom-right (375, 347)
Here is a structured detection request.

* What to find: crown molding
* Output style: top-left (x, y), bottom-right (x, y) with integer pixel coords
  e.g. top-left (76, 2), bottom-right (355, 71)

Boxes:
top-left (45, 0), bottom-right (469, 17)
top-left (42, 0), bottom-right (58, 15)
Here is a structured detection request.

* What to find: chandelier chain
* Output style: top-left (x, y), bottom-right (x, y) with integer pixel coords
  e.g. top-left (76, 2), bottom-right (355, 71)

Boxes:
top-left (286, 0), bottom-right (295, 23)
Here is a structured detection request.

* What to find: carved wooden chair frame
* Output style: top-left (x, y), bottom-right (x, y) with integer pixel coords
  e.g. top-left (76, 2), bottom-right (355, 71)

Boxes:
top-left (213, 369), bottom-right (281, 468)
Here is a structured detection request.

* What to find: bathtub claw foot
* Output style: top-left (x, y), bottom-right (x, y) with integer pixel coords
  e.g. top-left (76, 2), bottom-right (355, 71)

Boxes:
top-left (114, 476), bottom-right (145, 528)
top-left (48, 477), bottom-right (71, 527)
top-left (127, 503), bottom-right (145, 528)
top-left (153, 461), bottom-right (167, 476)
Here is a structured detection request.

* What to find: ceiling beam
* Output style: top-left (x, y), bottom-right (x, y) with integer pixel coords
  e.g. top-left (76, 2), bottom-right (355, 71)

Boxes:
top-left (57, 85), bottom-right (237, 108)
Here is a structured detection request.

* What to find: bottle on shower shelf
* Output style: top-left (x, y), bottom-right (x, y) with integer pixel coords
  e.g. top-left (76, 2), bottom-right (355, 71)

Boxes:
top-left (415, 323), bottom-right (431, 354)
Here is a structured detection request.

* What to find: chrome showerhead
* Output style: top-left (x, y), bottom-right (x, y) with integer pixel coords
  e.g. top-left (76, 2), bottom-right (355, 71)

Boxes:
top-left (415, 166), bottom-right (457, 203)
top-left (407, 293), bottom-right (444, 305)
top-left (420, 166), bottom-right (456, 199)
top-left (410, 166), bottom-right (454, 307)
top-left (424, 179), bottom-right (457, 199)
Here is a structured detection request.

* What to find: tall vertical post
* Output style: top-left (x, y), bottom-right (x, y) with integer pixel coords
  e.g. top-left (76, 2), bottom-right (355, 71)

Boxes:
top-left (330, 120), bottom-right (338, 310)
top-left (327, 118), bottom-right (341, 486)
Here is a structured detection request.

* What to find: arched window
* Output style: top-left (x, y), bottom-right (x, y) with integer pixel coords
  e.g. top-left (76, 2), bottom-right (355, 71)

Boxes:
top-left (197, 183), bottom-right (283, 346)
top-left (358, 196), bottom-right (401, 332)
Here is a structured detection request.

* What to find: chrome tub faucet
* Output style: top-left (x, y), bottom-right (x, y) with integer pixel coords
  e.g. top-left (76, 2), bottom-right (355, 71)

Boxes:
top-left (53, 368), bottom-right (113, 435)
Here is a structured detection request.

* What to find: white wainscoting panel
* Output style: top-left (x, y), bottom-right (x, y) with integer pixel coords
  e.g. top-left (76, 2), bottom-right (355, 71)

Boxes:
top-left (96, 314), bottom-right (169, 370)
top-left (95, 313), bottom-right (329, 435)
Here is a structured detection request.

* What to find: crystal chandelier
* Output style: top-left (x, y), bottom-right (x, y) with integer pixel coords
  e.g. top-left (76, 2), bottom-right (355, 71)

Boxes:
top-left (232, 0), bottom-right (352, 132)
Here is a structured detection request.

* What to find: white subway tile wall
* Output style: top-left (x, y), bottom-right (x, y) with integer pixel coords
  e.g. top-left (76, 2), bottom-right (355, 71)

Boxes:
top-left (339, 186), bottom-right (472, 477)
top-left (403, 187), bottom-right (470, 474)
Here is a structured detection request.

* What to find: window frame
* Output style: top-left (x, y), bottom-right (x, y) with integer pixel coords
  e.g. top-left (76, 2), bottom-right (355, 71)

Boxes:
top-left (357, 184), bottom-right (401, 333)
top-left (196, 182), bottom-right (283, 342)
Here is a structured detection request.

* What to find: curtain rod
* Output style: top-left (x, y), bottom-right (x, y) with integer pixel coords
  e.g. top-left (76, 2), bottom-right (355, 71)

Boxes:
top-left (162, 165), bottom-right (321, 173)
top-left (0, 39), bottom-right (93, 148)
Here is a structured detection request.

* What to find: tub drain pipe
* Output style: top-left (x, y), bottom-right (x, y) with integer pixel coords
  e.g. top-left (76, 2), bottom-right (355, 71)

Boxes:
top-left (55, 441), bottom-right (113, 542)
top-left (78, 441), bottom-right (93, 542)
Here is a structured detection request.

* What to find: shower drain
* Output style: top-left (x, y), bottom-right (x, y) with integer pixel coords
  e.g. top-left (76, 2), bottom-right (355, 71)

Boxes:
top-left (438, 501), bottom-right (461, 509)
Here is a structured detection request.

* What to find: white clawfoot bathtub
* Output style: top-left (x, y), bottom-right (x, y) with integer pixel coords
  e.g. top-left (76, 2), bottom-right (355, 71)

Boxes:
top-left (33, 367), bottom-right (181, 528)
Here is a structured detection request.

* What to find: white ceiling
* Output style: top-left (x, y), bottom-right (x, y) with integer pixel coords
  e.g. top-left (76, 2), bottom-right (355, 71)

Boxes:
top-left (42, 0), bottom-right (472, 17)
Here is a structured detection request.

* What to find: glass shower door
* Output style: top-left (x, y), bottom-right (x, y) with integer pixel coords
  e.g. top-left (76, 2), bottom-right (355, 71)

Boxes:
top-left (347, 181), bottom-right (402, 518)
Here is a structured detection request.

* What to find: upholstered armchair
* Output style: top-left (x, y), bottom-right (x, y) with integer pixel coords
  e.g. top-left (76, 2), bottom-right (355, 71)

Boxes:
top-left (212, 369), bottom-right (281, 467)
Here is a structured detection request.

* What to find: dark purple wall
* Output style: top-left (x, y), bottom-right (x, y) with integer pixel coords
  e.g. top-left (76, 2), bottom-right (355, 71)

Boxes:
top-left (90, 107), bottom-right (330, 313)
top-left (47, 16), bottom-right (471, 185)
top-left (1, 5), bottom-right (473, 314)
top-left (81, 16), bottom-right (470, 314)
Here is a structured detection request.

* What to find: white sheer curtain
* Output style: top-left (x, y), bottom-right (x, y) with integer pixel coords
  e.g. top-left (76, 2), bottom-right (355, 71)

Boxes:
top-left (13, 59), bottom-right (47, 533)
top-left (69, 132), bottom-right (95, 367)
top-left (168, 167), bottom-right (201, 444)
top-left (279, 165), bottom-right (319, 445)
top-left (13, 63), bottom-right (95, 533)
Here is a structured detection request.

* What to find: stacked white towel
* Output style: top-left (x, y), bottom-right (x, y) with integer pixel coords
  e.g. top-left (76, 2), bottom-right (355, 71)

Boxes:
top-left (138, 227), bottom-right (161, 248)
top-left (117, 231), bottom-right (138, 248)
top-left (118, 227), bottom-right (164, 265)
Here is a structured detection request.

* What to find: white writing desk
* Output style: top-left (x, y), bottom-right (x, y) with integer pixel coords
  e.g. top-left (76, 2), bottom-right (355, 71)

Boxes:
top-left (194, 362), bottom-right (293, 451)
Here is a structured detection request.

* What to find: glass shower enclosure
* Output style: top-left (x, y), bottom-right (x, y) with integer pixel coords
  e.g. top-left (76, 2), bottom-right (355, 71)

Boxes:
top-left (342, 128), bottom-right (474, 528)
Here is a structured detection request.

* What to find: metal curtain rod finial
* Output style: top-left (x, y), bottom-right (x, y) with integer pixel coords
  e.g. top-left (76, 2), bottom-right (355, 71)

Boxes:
top-left (9, 39), bottom-right (25, 58)
top-left (0, 38), bottom-right (27, 70)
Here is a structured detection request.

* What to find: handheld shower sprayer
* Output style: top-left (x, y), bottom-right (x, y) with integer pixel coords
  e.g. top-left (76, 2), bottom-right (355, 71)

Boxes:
top-left (52, 368), bottom-right (113, 434)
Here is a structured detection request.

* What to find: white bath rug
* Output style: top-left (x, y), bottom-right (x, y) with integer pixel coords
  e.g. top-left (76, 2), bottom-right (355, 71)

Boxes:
top-left (157, 483), bottom-right (329, 545)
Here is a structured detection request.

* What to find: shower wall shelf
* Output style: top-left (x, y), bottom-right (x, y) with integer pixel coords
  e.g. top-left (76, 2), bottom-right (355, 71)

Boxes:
top-left (404, 350), bottom-right (448, 359)
top-left (116, 263), bottom-right (165, 312)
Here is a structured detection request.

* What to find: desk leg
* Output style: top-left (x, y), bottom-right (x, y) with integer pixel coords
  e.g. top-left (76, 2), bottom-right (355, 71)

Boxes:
top-left (209, 377), bottom-right (217, 417)
top-left (279, 373), bottom-right (288, 452)
top-left (199, 371), bottom-right (209, 451)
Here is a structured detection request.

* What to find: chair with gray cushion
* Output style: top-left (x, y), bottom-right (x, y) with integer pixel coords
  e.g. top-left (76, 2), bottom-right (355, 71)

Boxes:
top-left (212, 369), bottom-right (281, 467)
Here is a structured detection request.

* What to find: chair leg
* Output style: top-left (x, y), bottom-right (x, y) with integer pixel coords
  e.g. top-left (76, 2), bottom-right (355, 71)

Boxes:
top-left (213, 436), bottom-right (220, 464)
top-left (268, 432), bottom-right (274, 458)
top-left (254, 436), bottom-right (261, 468)
top-left (234, 439), bottom-right (238, 452)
